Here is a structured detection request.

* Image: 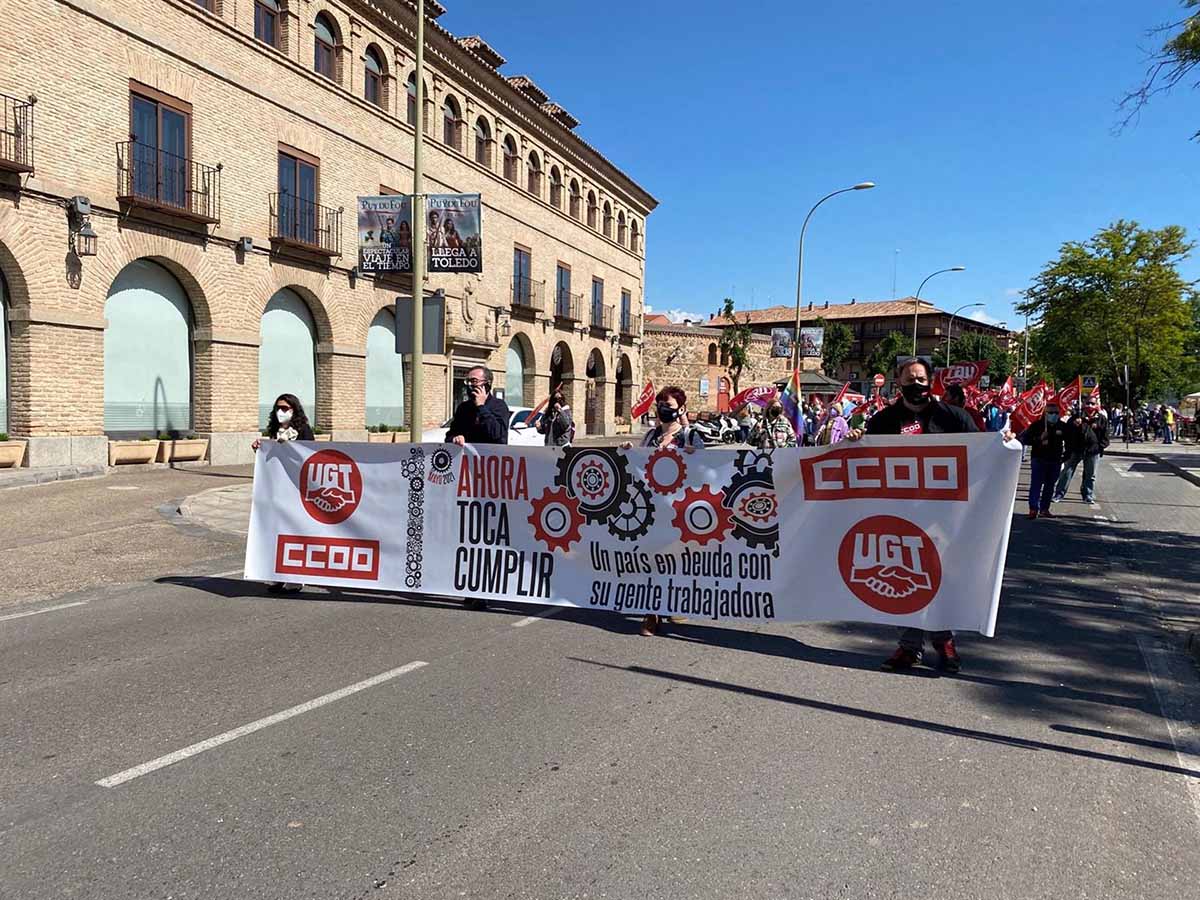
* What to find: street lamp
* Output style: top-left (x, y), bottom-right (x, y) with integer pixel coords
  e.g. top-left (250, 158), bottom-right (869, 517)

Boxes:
top-left (945, 302), bottom-right (984, 365)
top-left (978, 321), bottom-right (1006, 359)
top-left (911, 266), bottom-right (965, 355)
top-left (792, 181), bottom-right (875, 372)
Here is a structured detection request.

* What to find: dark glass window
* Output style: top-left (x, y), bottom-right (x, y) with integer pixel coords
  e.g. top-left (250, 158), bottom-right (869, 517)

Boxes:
top-left (254, 0), bottom-right (279, 47)
top-left (278, 150), bottom-right (319, 245)
top-left (130, 92), bottom-right (189, 209)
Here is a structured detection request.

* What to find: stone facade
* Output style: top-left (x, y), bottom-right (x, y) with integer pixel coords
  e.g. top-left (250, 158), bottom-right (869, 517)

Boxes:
top-left (0, 0), bottom-right (654, 465)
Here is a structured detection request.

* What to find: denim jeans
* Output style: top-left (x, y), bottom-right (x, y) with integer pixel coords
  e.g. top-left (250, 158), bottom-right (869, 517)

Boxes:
top-left (1054, 454), bottom-right (1081, 498)
top-left (899, 628), bottom-right (953, 653)
top-left (1029, 457), bottom-right (1062, 511)
top-left (1080, 453), bottom-right (1098, 502)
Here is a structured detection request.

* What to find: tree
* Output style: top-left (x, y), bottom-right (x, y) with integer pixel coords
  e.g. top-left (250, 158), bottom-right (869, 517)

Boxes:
top-left (931, 332), bottom-right (1016, 380)
top-left (815, 317), bottom-right (853, 378)
top-left (1121, 1), bottom-right (1200, 139)
top-left (1017, 220), bottom-right (1200, 405)
top-left (865, 331), bottom-right (911, 381)
top-left (717, 297), bottom-right (753, 395)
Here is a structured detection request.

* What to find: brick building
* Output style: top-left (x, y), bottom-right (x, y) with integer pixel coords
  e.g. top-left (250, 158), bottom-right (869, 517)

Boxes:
top-left (0, 0), bottom-right (654, 467)
top-left (703, 298), bottom-right (1011, 392)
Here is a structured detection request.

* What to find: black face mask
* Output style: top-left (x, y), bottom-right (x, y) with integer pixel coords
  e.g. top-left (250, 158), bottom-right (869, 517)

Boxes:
top-left (901, 381), bottom-right (932, 406)
top-left (657, 404), bottom-right (679, 423)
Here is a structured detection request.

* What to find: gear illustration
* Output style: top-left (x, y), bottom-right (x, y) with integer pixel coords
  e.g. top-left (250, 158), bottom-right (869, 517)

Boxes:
top-left (554, 448), bottom-right (631, 524)
top-left (646, 445), bottom-right (687, 495)
top-left (723, 463), bottom-right (780, 555)
top-left (672, 486), bottom-right (734, 546)
top-left (528, 486), bottom-right (585, 553)
top-left (606, 479), bottom-right (654, 541)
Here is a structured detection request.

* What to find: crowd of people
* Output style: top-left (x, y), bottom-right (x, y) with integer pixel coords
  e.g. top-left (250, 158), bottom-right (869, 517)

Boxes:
top-left (1106, 402), bottom-right (1183, 444)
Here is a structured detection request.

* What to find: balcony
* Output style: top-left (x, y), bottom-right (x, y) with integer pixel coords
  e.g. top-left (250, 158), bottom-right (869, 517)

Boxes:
top-left (590, 302), bottom-right (614, 333)
top-left (269, 192), bottom-right (342, 257)
top-left (0, 93), bottom-right (35, 174)
top-left (554, 290), bottom-right (583, 324)
top-left (116, 141), bottom-right (221, 224)
top-left (620, 313), bottom-right (641, 339)
top-left (511, 275), bottom-right (544, 317)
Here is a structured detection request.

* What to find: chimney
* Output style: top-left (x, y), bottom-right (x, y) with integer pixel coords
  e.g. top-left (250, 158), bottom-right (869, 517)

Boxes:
top-left (824, 300), bottom-right (829, 309)
top-left (850, 298), bottom-right (856, 305)
top-left (807, 301), bottom-right (813, 310)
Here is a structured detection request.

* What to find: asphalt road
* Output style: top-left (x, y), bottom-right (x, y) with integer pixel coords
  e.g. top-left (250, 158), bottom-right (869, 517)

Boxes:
top-left (2, 454), bottom-right (1199, 899)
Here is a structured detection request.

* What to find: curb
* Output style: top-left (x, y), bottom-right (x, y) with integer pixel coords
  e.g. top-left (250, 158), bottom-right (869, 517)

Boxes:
top-left (1150, 454), bottom-right (1200, 490)
top-left (0, 465), bottom-right (107, 490)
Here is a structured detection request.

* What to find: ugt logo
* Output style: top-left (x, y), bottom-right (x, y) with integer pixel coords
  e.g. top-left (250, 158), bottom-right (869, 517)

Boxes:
top-left (837, 515), bottom-right (942, 615)
top-left (300, 449), bottom-right (363, 524)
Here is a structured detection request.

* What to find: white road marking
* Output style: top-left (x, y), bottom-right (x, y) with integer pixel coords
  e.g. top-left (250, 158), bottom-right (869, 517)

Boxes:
top-left (1135, 637), bottom-right (1200, 828)
top-left (512, 607), bottom-right (563, 627)
top-left (206, 568), bottom-right (244, 579)
top-left (0, 600), bottom-right (89, 622)
top-left (95, 660), bottom-right (428, 788)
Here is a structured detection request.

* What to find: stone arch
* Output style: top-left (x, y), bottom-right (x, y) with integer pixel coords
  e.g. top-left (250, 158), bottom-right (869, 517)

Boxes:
top-left (505, 331), bottom-right (536, 409)
top-left (88, 230), bottom-right (216, 330)
top-left (615, 352), bottom-right (633, 425)
top-left (248, 270), bottom-right (335, 344)
top-left (0, 210), bottom-right (37, 312)
top-left (584, 346), bottom-right (608, 435)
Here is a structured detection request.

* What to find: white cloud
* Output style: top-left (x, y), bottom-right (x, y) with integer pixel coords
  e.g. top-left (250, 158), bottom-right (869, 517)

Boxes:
top-left (661, 307), bottom-right (709, 324)
top-left (967, 308), bottom-right (1005, 326)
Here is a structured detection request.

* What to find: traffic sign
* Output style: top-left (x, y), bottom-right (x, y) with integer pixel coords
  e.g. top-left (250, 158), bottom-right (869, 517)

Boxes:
top-left (1081, 375), bottom-right (1099, 396)
top-left (1014, 376), bottom-right (1027, 392)
top-left (979, 375), bottom-right (991, 389)
top-left (873, 373), bottom-right (885, 388)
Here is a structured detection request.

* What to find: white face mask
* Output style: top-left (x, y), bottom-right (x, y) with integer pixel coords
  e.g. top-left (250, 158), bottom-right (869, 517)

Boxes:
top-left (276, 409), bottom-right (293, 425)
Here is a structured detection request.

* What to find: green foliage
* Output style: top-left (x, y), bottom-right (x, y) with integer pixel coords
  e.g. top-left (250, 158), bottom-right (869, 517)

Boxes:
top-left (1017, 220), bottom-right (1200, 404)
top-left (0, 433), bottom-right (8, 441)
top-left (930, 332), bottom-right (1016, 380)
top-left (865, 331), bottom-right (912, 379)
top-left (717, 297), bottom-right (754, 394)
top-left (815, 317), bottom-right (853, 377)
top-left (1122, 1), bottom-right (1200, 139)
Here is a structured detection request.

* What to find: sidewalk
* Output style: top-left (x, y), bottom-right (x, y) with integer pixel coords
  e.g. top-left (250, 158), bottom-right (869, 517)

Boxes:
top-left (1107, 437), bottom-right (1200, 488)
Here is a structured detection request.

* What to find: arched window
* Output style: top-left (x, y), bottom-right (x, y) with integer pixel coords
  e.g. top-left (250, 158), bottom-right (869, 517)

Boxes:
top-left (474, 117), bottom-right (492, 166)
top-left (526, 151), bottom-right (542, 196)
top-left (406, 72), bottom-right (428, 128)
top-left (503, 136), bottom-right (519, 183)
top-left (549, 167), bottom-right (562, 209)
top-left (364, 45), bottom-right (384, 107)
top-left (313, 14), bottom-right (338, 81)
top-left (631, 219), bottom-right (640, 254)
top-left (259, 289), bottom-right (317, 429)
top-left (442, 95), bottom-right (462, 150)
top-left (602, 201), bottom-right (613, 239)
top-left (708, 343), bottom-right (718, 366)
top-left (617, 211), bottom-right (627, 246)
top-left (586, 190), bottom-right (597, 229)
top-left (254, 0), bottom-right (280, 47)
top-left (366, 308), bottom-right (405, 428)
top-left (104, 260), bottom-right (194, 437)
top-left (720, 347), bottom-right (729, 366)
top-left (569, 179), bottom-right (581, 220)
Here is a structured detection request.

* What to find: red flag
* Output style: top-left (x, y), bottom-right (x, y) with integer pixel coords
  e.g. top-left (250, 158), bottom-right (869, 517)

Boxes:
top-left (996, 376), bottom-right (1016, 411)
top-left (631, 382), bottom-right (655, 419)
top-left (932, 360), bottom-right (990, 396)
top-left (1056, 375), bottom-right (1082, 413)
top-left (730, 385), bottom-right (778, 409)
top-left (1009, 381), bottom-right (1052, 433)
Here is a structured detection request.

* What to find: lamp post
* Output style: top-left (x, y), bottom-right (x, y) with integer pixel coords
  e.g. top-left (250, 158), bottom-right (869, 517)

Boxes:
top-left (978, 321), bottom-right (1006, 359)
top-left (792, 181), bottom-right (875, 372)
top-left (944, 302), bottom-right (984, 365)
top-left (408, 0), bottom-right (426, 443)
top-left (910, 266), bottom-right (965, 355)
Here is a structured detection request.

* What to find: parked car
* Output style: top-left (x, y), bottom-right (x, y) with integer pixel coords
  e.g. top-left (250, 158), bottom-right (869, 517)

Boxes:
top-left (420, 406), bottom-right (545, 446)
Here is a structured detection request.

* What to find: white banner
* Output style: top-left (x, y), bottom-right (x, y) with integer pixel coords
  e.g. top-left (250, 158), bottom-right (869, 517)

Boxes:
top-left (245, 436), bottom-right (1021, 635)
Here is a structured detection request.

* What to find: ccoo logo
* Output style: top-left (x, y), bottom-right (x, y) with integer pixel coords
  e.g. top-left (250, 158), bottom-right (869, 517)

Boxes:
top-left (300, 449), bottom-right (363, 524)
top-left (837, 515), bottom-right (942, 615)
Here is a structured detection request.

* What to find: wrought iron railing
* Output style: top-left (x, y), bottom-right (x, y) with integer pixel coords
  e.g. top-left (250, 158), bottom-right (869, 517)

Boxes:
top-left (511, 275), bottom-right (544, 314)
top-left (591, 302), bottom-right (614, 332)
top-left (621, 313), bottom-right (641, 337)
top-left (269, 192), bottom-right (342, 256)
top-left (0, 93), bottom-right (34, 173)
top-left (555, 290), bottom-right (583, 322)
top-left (116, 141), bottom-right (221, 223)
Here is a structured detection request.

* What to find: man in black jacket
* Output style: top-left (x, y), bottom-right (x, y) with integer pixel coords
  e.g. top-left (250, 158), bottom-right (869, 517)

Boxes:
top-left (1018, 401), bottom-right (1066, 519)
top-left (445, 365), bottom-right (510, 446)
top-left (1052, 398), bottom-right (1109, 505)
top-left (445, 365), bottom-right (509, 610)
top-left (847, 357), bottom-right (977, 673)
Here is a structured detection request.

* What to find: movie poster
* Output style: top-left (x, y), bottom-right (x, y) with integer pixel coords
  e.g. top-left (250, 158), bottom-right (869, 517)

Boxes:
top-left (770, 328), bottom-right (793, 358)
top-left (357, 195), bottom-right (413, 273)
top-left (799, 327), bottom-right (825, 358)
top-left (426, 194), bottom-right (482, 273)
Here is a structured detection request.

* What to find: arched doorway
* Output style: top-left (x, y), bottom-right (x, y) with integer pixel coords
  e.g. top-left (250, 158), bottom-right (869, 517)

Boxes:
top-left (585, 348), bottom-right (606, 435)
top-left (717, 377), bottom-right (731, 413)
top-left (550, 341), bottom-right (573, 396)
top-left (615, 353), bottom-right (632, 425)
top-left (0, 271), bottom-right (7, 434)
top-left (365, 308), bottom-right (404, 429)
top-left (103, 259), bottom-right (193, 437)
top-left (259, 288), bottom-right (317, 428)
top-left (505, 334), bottom-right (533, 409)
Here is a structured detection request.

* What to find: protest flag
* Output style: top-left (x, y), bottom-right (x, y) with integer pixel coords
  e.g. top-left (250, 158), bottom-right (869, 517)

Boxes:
top-left (631, 382), bottom-right (655, 419)
top-left (780, 366), bottom-right (804, 435)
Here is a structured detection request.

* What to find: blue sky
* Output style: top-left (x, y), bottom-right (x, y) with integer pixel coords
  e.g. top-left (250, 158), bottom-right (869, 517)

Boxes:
top-left (443, 1), bottom-right (1199, 328)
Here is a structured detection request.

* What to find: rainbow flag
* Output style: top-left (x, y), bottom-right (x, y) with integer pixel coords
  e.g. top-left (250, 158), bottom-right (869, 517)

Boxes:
top-left (780, 365), bottom-right (804, 436)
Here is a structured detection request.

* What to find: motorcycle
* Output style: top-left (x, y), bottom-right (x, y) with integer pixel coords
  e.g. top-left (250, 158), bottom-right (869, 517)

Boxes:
top-left (691, 412), bottom-right (740, 446)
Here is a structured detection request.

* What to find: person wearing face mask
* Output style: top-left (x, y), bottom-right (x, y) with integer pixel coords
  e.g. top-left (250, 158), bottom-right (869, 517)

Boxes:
top-left (846, 357), bottom-right (977, 673)
top-left (1018, 401), bottom-right (1066, 519)
top-left (251, 394), bottom-right (314, 593)
top-left (622, 386), bottom-right (704, 636)
top-left (537, 388), bottom-right (574, 447)
top-left (749, 399), bottom-right (797, 449)
top-left (1052, 398), bottom-right (1108, 505)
